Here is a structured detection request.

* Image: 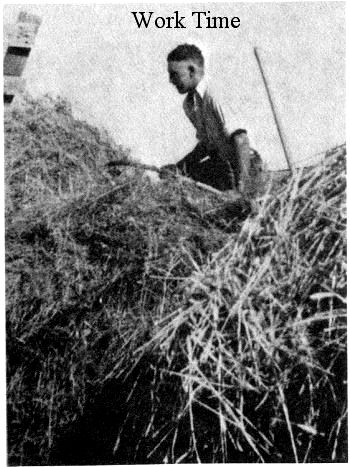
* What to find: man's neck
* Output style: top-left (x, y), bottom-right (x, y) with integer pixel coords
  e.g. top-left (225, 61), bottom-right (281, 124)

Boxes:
top-left (195, 76), bottom-right (207, 98)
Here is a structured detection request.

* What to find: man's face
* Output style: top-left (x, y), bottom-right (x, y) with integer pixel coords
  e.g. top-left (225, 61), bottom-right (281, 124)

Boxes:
top-left (168, 60), bottom-right (197, 94)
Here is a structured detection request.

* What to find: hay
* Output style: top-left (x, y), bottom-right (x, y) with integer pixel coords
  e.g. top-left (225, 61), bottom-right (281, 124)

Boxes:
top-left (5, 95), bottom-right (346, 464)
top-left (139, 146), bottom-right (346, 462)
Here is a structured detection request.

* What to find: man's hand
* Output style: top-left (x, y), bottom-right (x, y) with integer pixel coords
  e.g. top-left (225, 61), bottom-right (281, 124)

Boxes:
top-left (159, 164), bottom-right (178, 179)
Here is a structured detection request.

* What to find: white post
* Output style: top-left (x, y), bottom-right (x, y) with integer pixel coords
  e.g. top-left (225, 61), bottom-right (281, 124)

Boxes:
top-left (3, 11), bottom-right (42, 105)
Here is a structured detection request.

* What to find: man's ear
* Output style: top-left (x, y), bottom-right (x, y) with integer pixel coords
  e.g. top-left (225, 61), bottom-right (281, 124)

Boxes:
top-left (188, 65), bottom-right (195, 77)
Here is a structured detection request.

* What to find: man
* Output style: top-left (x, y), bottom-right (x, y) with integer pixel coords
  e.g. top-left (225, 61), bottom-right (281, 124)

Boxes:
top-left (161, 43), bottom-right (263, 196)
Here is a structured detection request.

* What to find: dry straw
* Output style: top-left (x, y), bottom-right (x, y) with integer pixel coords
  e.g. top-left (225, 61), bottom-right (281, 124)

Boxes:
top-left (5, 95), bottom-right (346, 464)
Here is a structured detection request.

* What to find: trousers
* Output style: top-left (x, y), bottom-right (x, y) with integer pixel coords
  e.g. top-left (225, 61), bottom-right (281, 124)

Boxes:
top-left (176, 142), bottom-right (234, 191)
top-left (174, 130), bottom-right (263, 194)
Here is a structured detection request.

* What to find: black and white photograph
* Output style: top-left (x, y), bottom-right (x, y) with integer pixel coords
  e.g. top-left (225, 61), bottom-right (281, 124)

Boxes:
top-left (3, 1), bottom-right (346, 464)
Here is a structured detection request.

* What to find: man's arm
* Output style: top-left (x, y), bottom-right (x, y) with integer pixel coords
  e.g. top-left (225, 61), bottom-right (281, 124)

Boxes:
top-left (206, 91), bottom-right (259, 194)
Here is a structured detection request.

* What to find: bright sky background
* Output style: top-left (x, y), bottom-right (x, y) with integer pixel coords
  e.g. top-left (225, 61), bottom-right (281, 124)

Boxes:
top-left (3, 2), bottom-right (346, 169)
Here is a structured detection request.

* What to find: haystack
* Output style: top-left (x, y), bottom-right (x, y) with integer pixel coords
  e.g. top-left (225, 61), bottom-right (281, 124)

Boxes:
top-left (5, 95), bottom-right (346, 464)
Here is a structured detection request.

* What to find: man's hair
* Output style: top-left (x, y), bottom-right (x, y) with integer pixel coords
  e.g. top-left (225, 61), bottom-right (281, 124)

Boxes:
top-left (167, 44), bottom-right (204, 66)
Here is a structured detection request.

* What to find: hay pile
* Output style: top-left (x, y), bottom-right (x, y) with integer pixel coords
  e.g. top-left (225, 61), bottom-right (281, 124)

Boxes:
top-left (141, 146), bottom-right (346, 463)
top-left (5, 95), bottom-right (346, 464)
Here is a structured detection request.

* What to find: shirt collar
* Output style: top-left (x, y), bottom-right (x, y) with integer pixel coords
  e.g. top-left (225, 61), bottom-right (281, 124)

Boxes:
top-left (195, 77), bottom-right (208, 99)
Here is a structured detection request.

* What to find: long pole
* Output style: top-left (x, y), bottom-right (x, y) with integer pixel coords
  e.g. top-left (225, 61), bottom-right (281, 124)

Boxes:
top-left (254, 47), bottom-right (295, 173)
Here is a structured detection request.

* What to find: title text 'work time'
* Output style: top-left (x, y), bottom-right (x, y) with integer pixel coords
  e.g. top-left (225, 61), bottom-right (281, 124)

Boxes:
top-left (131, 11), bottom-right (241, 29)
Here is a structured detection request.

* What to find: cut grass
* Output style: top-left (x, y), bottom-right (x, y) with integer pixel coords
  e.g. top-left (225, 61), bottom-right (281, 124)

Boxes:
top-left (5, 94), bottom-right (347, 464)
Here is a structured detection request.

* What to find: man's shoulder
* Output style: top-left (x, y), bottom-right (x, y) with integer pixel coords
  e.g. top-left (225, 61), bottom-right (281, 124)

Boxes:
top-left (195, 75), bottom-right (221, 97)
top-left (202, 80), bottom-right (227, 108)
top-left (202, 78), bottom-right (237, 132)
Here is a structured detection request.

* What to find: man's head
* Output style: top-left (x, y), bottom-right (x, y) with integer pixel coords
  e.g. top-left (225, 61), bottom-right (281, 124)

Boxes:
top-left (167, 44), bottom-right (204, 94)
